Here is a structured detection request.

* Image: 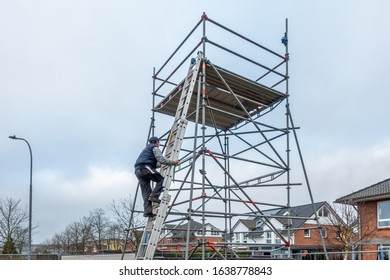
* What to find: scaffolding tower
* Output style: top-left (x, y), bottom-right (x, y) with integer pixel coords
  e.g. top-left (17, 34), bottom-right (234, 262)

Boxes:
top-left (123, 13), bottom-right (328, 260)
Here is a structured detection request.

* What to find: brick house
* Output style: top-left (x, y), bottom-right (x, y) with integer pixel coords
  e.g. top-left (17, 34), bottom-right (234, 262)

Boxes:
top-left (335, 178), bottom-right (390, 260)
top-left (290, 202), bottom-right (345, 259)
top-left (159, 220), bottom-right (223, 253)
top-left (232, 202), bottom-right (344, 259)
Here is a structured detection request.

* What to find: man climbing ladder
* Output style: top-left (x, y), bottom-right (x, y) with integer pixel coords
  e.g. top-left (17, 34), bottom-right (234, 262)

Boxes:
top-left (134, 136), bottom-right (179, 217)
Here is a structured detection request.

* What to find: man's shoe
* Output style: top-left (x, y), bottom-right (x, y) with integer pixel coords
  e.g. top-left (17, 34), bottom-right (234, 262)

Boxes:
top-left (143, 212), bottom-right (156, 218)
top-left (148, 196), bottom-right (161, 203)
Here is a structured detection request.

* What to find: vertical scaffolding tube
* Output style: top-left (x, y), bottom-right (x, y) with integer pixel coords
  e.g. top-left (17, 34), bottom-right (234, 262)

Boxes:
top-left (288, 106), bottom-right (329, 260)
top-left (224, 133), bottom-right (233, 258)
top-left (223, 132), bottom-right (228, 258)
top-left (152, 67), bottom-right (156, 136)
top-left (201, 15), bottom-right (207, 259)
top-left (201, 75), bottom-right (207, 259)
top-left (185, 74), bottom-right (203, 259)
top-left (284, 18), bottom-right (292, 259)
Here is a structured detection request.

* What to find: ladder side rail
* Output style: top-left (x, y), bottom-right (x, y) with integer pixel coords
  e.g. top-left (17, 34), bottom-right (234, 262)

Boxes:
top-left (136, 218), bottom-right (155, 259)
top-left (142, 53), bottom-right (203, 260)
top-left (143, 196), bottom-right (171, 259)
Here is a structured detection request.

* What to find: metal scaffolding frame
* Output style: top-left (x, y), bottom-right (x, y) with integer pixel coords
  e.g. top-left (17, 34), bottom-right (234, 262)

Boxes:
top-left (123, 13), bottom-right (328, 260)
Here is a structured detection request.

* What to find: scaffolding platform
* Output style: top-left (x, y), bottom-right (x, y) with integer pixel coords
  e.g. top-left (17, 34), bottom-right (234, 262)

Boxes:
top-left (155, 62), bottom-right (286, 130)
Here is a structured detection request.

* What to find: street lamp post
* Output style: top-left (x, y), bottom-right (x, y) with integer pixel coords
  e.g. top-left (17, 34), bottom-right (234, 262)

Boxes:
top-left (9, 135), bottom-right (33, 259)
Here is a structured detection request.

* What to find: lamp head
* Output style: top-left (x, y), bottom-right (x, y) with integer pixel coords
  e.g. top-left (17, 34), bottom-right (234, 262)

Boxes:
top-left (9, 135), bottom-right (16, 139)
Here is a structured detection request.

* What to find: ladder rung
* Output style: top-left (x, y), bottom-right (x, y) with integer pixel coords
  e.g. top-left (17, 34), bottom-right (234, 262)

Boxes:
top-left (176, 107), bottom-right (185, 114)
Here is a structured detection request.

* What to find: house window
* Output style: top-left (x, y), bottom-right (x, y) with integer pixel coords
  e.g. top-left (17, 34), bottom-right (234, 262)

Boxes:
top-left (379, 245), bottom-right (390, 260)
top-left (304, 229), bottom-right (310, 237)
top-left (266, 232), bottom-right (272, 244)
top-left (320, 229), bottom-right (327, 238)
top-left (318, 207), bottom-right (329, 217)
top-left (378, 201), bottom-right (390, 228)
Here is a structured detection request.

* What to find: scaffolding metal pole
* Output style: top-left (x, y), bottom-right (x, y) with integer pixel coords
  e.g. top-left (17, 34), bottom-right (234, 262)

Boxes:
top-left (154, 41), bottom-right (202, 95)
top-left (287, 104), bottom-right (329, 260)
top-left (204, 148), bottom-right (289, 245)
top-left (205, 16), bottom-right (285, 59)
top-left (155, 18), bottom-right (203, 77)
top-left (284, 18), bottom-right (292, 258)
top-left (185, 72), bottom-right (203, 259)
top-left (207, 39), bottom-right (286, 79)
top-left (207, 62), bottom-right (287, 167)
top-left (223, 132), bottom-right (229, 259)
top-left (201, 53), bottom-right (207, 261)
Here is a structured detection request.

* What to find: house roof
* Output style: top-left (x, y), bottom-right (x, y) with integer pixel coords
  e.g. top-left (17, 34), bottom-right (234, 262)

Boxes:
top-left (246, 202), bottom-right (328, 237)
top-left (240, 219), bottom-right (257, 230)
top-left (335, 178), bottom-right (390, 204)
top-left (164, 220), bottom-right (220, 239)
top-left (232, 219), bottom-right (257, 231)
top-left (287, 202), bottom-right (327, 229)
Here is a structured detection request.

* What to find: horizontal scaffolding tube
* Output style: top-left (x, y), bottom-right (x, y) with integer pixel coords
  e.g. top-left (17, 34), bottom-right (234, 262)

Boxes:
top-left (207, 40), bottom-right (286, 79)
top-left (206, 17), bottom-right (285, 59)
top-left (155, 18), bottom-right (203, 76)
top-left (154, 41), bottom-right (202, 94)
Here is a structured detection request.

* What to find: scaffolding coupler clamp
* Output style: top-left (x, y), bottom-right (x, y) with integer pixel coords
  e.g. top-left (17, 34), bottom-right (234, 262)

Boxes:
top-left (281, 34), bottom-right (288, 46)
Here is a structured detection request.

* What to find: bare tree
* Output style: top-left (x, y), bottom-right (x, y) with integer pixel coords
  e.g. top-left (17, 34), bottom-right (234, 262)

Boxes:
top-left (79, 216), bottom-right (93, 253)
top-left (106, 222), bottom-right (124, 251)
top-left (89, 208), bottom-right (110, 252)
top-left (14, 226), bottom-right (28, 254)
top-left (44, 198), bottom-right (144, 254)
top-left (64, 217), bottom-right (92, 254)
top-left (109, 197), bottom-right (143, 251)
top-left (64, 222), bottom-right (81, 253)
top-left (61, 227), bottom-right (73, 254)
top-left (47, 234), bottom-right (64, 254)
top-left (109, 197), bottom-right (138, 227)
top-left (0, 197), bottom-right (28, 253)
top-left (328, 200), bottom-right (376, 260)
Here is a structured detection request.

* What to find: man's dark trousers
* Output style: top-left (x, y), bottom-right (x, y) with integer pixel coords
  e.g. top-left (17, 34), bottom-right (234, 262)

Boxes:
top-left (135, 167), bottom-right (164, 213)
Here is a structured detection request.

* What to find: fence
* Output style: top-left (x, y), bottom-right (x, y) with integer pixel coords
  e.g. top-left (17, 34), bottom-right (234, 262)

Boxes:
top-left (0, 250), bottom-right (388, 260)
top-left (291, 249), bottom-right (389, 260)
top-left (0, 254), bottom-right (60, 260)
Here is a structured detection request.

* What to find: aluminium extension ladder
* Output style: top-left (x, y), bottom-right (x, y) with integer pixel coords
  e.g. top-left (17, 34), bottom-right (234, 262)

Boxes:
top-left (136, 52), bottom-right (203, 260)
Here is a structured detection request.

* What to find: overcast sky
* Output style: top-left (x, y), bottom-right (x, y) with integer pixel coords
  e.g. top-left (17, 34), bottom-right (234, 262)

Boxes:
top-left (1, 0), bottom-right (390, 244)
